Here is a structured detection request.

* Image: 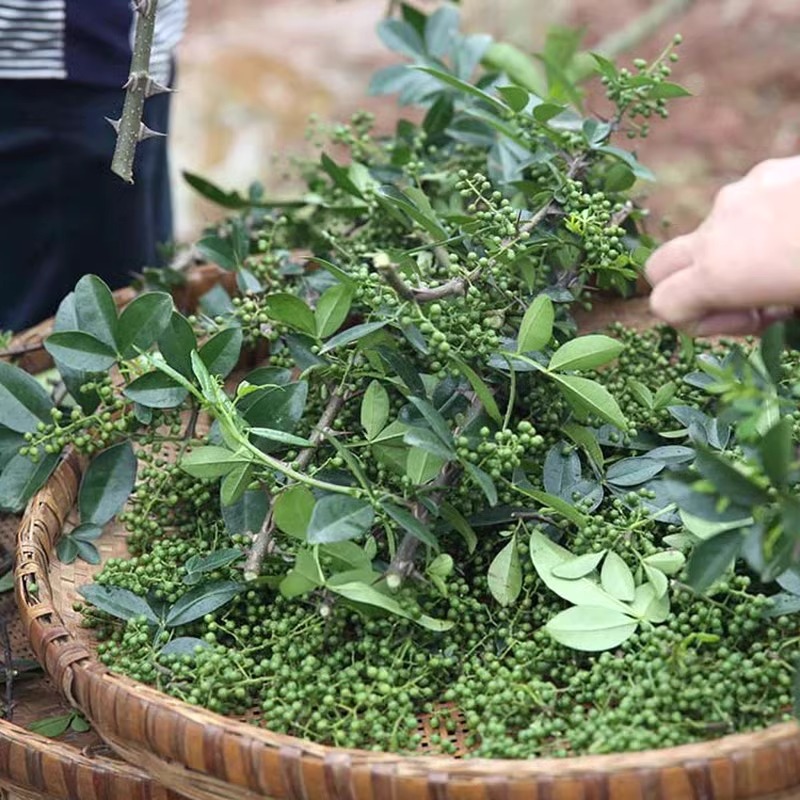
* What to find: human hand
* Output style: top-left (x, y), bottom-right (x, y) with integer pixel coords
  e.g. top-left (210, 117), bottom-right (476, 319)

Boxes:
top-left (645, 156), bottom-right (800, 335)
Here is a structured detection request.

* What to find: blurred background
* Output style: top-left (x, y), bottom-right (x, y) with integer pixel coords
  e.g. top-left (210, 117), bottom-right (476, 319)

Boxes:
top-left (171, 0), bottom-right (800, 242)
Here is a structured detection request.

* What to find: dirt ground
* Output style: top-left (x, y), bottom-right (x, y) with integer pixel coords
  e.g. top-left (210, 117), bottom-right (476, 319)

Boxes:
top-left (171, 0), bottom-right (800, 242)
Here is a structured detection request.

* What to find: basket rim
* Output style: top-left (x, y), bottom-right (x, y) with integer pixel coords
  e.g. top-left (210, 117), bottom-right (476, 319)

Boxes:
top-left (16, 449), bottom-right (800, 797)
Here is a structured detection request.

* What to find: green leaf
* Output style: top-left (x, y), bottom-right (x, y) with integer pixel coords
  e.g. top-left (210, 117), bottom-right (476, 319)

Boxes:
top-left (686, 530), bottom-right (743, 593)
top-left (650, 81), bottom-right (691, 99)
top-left (319, 321), bottom-right (388, 354)
top-left (315, 284), bottom-right (353, 339)
top-left (123, 371), bottom-right (188, 409)
top-left (199, 327), bottom-right (243, 379)
top-left (307, 495), bottom-right (375, 544)
top-left (375, 185), bottom-right (448, 241)
top-left (517, 294), bottom-right (554, 352)
top-left (407, 450), bottom-right (446, 487)
top-left (116, 293), bottom-right (173, 357)
top-left (75, 540), bottom-right (101, 565)
top-left (407, 396), bottom-right (455, 451)
top-left (600, 551), bottom-right (635, 602)
top-left (28, 713), bottom-right (73, 738)
top-left (158, 312), bottom-right (197, 378)
top-left (424, 4), bottom-right (459, 57)
top-left (529, 530), bottom-right (629, 612)
top-left (448, 355), bottom-right (502, 424)
top-left (497, 85), bottom-right (530, 112)
top-left (0, 362), bottom-right (54, 433)
top-left (404, 428), bottom-right (455, 461)
top-left (630, 583), bottom-right (670, 623)
top-left (514, 486), bottom-right (587, 529)
top-left (361, 380), bottom-right (390, 440)
top-left (79, 441), bottom-right (137, 525)
top-left (264, 293), bottom-right (316, 336)
top-left (222, 489), bottom-right (268, 537)
top-left (160, 636), bottom-right (210, 656)
top-left (488, 534), bottom-right (522, 606)
top-left (679, 509), bottom-right (752, 540)
top-left (56, 537), bottom-right (79, 564)
top-left (642, 550), bottom-right (685, 576)
top-left (377, 18), bottom-right (426, 58)
top-left (44, 331), bottom-right (117, 372)
top-left (249, 428), bottom-right (313, 448)
top-left (440, 503), bottom-right (478, 553)
top-left (220, 462), bottom-right (253, 506)
top-left (78, 584), bottom-right (158, 625)
top-left (329, 581), bottom-right (453, 632)
top-left (381, 501), bottom-right (439, 550)
top-left (653, 382), bottom-right (678, 409)
top-left (551, 373), bottom-right (627, 429)
top-left (272, 485), bottom-right (314, 541)
top-left (183, 171), bottom-right (254, 209)
top-left (643, 563), bottom-right (669, 598)
top-left (196, 236), bottom-right (239, 270)
top-left (165, 581), bottom-right (242, 627)
top-left (545, 606), bottom-right (637, 651)
top-left (180, 446), bottom-right (251, 479)
top-left (543, 444), bottom-right (581, 497)
top-left (0, 571), bottom-right (13, 593)
top-left (761, 417), bottom-right (793, 487)
top-left (0, 452), bottom-right (58, 512)
top-left (413, 65), bottom-right (508, 113)
top-left (548, 335), bottom-right (624, 372)
top-left (73, 275), bottom-right (118, 348)
top-left (184, 549), bottom-right (244, 580)
top-left (465, 463), bottom-right (497, 506)
top-left (606, 457), bottom-right (664, 487)
top-left (562, 422), bottom-right (604, 471)
top-left (694, 448), bottom-right (769, 507)
top-left (551, 550), bottom-right (605, 580)
top-left (243, 383), bottom-right (308, 446)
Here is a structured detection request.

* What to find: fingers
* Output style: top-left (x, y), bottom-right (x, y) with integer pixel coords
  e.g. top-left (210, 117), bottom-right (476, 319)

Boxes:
top-left (693, 310), bottom-right (761, 336)
top-left (648, 265), bottom-right (713, 327)
top-left (644, 234), bottom-right (695, 286)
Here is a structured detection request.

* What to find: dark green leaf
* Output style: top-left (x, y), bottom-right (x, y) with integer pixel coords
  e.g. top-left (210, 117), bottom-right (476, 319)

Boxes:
top-left (222, 489), bottom-right (268, 537)
top-left (448, 356), bottom-right (502, 424)
top-left (56, 537), bottom-right (79, 564)
top-left (497, 85), bottom-right (530, 112)
top-left (439, 502), bottom-right (478, 553)
top-left (376, 346), bottom-right (424, 395)
top-left (183, 171), bottom-right (252, 209)
top-left (78, 584), bottom-right (158, 625)
top-left (307, 495), bottom-right (375, 544)
top-left (424, 4), bottom-right (459, 57)
top-left (375, 185), bottom-right (448, 240)
top-left (243, 383), bottom-right (308, 448)
top-left (75, 540), bottom-right (101, 565)
top-left (263, 293), bottom-right (316, 336)
top-left (361, 380), bottom-right (390, 440)
top-left (686, 530), bottom-right (743, 593)
top-left (73, 275), bottom-right (118, 348)
top-left (761, 417), bottom-right (793, 487)
top-left (165, 581), bottom-right (242, 627)
top-left (465, 463), bottom-right (498, 506)
top-left (413, 65), bottom-right (508, 113)
top-left (28, 713), bottom-right (73, 738)
top-left (606, 457), bottom-right (664, 487)
top-left (44, 331), bottom-right (117, 372)
top-left (381, 501), bottom-right (439, 549)
top-left (184, 549), bottom-right (244, 579)
top-left (117, 293), bottom-right (173, 357)
top-left (649, 81), bottom-right (691, 99)
top-left (158, 312), bottom-right (197, 378)
top-left (422, 94), bottom-right (454, 137)
top-left (319, 321), bottom-right (388, 354)
top-left (160, 636), bottom-right (210, 656)
top-left (79, 441), bottom-right (137, 525)
top-left (220, 462), bottom-right (254, 506)
top-left (0, 362), bottom-right (53, 432)
top-left (404, 427), bottom-right (455, 461)
top-left (123, 371), bottom-right (188, 409)
top-left (0, 452), bottom-right (58, 513)
top-left (199, 327), bottom-right (243, 379)
top-left (407, 396), bottom-right (454, 451)
top-left (761, 322), bottom-right (784, 384)
top-left (377, 18), bottom-right (426, 59)
top-left (543, 444), bottom-right (581, 497)
top-left (70, 523), bottom-right (103, 542)
top-left (694, 448), bottom-right (769, 506)
top-left (321, 153), bottom-right (364, 199)
top-left (196, 235), bottom-right (238, 271)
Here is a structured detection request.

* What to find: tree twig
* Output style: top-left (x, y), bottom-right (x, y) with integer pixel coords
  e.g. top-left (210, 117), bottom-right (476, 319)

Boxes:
top-left (110, 0), bottom-right (170, 183)
top-left (244, 389), bottom-right (350, 581)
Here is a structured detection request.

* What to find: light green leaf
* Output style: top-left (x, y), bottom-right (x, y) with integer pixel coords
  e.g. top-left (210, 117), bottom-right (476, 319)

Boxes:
top-left (551, 373), bottom-right (627, 429)
top-left (329, 581), bottom-right (454, 631)
top-left (488, 534), bottom-right (522, 606)
top-left (643, 563), bottom-right (669, 598)
top-left (316, 284), bottom-right (353, 339)
top-left (361, 380), bottom-right (390, 440)
top-left (548, 335), bottom-right (624, 372)
top-left (599, 552), bottom-right (635, 602)
top-left (280, 548), bottom-right (324, 598)
top-left (551, 550), bottom-right (605, 580)
top-left (407, 449), bottom-right (445, 486)
top-left (679, 510), bottom-right (752, 541)
top-left (529, 530), bottom-right (631, 613)
top-left (249, 427), bottom-right (314, 447)
top-left (220, 462), bottom-right (253, 506)
top-left (630, 583), bottom-right (670, 623)
top-left (319, 321), bottom-right (388, 354)
top-left (517, 295), bottom-right (554, 353)
top-left (264, 293), bottom-right (317, 336)
top-left (514, 485), bottom-right (587, 529)
top-left (562, 422), bottom-right (604, 471)
top-left (545, 606), bottom-right (637, 651)
top-left (307, 495), bottom-right (375, 544)
top-left (628, 379), bottom-right (654, 409)
top-left (180, 446), bottom-right (252, 479)
top-left (642, 550), bottom-right (685, 576)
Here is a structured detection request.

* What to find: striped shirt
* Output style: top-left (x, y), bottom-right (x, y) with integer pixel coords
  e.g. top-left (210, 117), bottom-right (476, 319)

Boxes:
top-left (0, 0), bottom-right (186, 86)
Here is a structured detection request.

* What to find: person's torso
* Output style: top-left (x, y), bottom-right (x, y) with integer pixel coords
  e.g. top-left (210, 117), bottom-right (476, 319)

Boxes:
top-left (0, 0), bottom-right (186, 86)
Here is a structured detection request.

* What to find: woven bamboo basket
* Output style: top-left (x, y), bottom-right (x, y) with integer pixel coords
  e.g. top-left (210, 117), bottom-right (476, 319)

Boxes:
top-left (0, 511), bottom-right (189, 800)
top-left (14, 389), bottom-right (800, 800)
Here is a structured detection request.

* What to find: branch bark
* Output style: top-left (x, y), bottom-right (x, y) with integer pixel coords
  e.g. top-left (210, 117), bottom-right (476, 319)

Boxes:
top-left (110, 0), bottom-right (168, 184)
